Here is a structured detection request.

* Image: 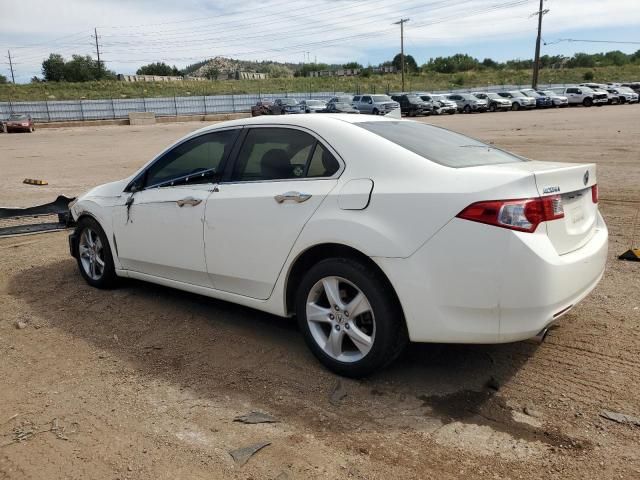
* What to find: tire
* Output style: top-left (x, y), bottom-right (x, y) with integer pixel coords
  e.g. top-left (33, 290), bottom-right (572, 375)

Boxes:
top-left (620, 97), bottom-right (626, 104)
top-left (372, 108), bottom-right (379, 115)
top-left (511, 102), bottom-right (520, 111)
top-left (74, 216), bottom-right (117, 289)
top-left (296, 257), bottom-right (408, 378)
top-left (489, 103), bottom-right (497, 113)
top-left (463, 105), bottom-right (471, 114)
top-left (583, 97), bottom-right (593, 107)
top-left (29, 126), bottom-right (35, 133)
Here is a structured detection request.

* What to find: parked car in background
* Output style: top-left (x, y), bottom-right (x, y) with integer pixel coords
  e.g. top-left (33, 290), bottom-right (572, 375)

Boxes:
top-left (446, 93), bottom-right (488, 113)
top-left (272, 98), bottom-right (304, 115)
top-left (251, 99), bottom-right (274, 117)
top-left (579, 84), bottom-right (619, 105)
top-left (472, 92), bottom-right (511, 112)
top-left (606, 86), bottom-right (639, 104)
top-left (620, 82), bottom-right (640, 95)
top-left (327, 95), bottom-right (353, 106)
top-left (69, 114), bottom-right (608, 377)
top-left (4, 114), bottom-right (35, 133)
top-left (390, 93), bottom-right (431, 116)
top-left (496, 91), bottom-right (536, 111)
top-left (300, 99), bottom-right (327, 113)
top-left (520, 89), bottom-right (554, 108)
top-left (536, 90), bottom-right (569, 108)
top-left (351, 94), bottom-right (399, 115)
top-left (416, 93), bottom-right (456, 115)
top-left (551, 86), bottom-right (607, 107)
top-left (324, 101), bottom-right (360, 114)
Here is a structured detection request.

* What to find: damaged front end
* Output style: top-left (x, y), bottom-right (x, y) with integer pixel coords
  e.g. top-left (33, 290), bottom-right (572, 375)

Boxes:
top-left (0, 195), bottom-right (76, 238)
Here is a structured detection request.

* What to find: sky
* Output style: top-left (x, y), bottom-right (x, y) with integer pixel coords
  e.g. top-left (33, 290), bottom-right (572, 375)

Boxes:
top-left (1, 0), bottom-right (639, 83)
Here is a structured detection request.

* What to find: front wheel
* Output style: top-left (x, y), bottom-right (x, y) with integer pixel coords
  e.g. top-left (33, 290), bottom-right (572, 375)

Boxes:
top-left (372, 108), bottom-right (379, 115)
top-left (463, 105), bottom-right (471, 113)
top-left (74, 217), bottom-right (117, 289)
top-left (583, 97), bottom-right (593, 107)
top-left (511, 102), bottom-right (520, 111)
top-left (296, 258), bottom-right (408, 377)
top-left (489, 103), bottom-right (497, 112)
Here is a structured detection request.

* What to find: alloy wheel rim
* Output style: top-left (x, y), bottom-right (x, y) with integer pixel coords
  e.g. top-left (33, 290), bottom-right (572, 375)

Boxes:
top-left (306, 276), bottom-right (376, 363)
top-left (79, 227), bottom-right (105, 281)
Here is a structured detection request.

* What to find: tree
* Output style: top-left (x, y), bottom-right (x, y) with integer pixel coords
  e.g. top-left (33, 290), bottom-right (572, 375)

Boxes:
top-left (64, 55), bottom-right (99, 82)
top-left (481, 58), bottom-right (499, 69)
top-left (568, 53), bottom-right (595, 68)
top-left (603, 50), bottom-right (628, 67)
top-left (583, 71), bottom-right (594, 81)
top-left (262, 64), bottom-right (293, 78)
top-left (202, 65), bottom-right (220, 80)
top-left (392, 53), bottom-right (418, 73)
top-left (42, 54), bottom-right (66, 81)
top-left (342, 62), bottom-right (363, 70)
top-left (136, 62), bottom-right (181, 76)
top-left (0, 73), bottom-right (7, 84)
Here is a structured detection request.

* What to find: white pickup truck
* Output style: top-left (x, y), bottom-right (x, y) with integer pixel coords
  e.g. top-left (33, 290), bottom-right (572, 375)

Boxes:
top-left (551, 86), bottom-right (608, 107)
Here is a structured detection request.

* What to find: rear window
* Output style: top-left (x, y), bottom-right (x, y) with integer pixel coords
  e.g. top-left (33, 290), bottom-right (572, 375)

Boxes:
top-left (355, 121), bottom-right (526, 168)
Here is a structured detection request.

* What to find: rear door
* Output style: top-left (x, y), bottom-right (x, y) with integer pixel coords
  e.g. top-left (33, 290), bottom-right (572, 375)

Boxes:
top-left (204, 126), bottom-right (342, 299)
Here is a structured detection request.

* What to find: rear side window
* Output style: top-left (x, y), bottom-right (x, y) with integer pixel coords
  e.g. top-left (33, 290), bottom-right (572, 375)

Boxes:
top-left (231, 128), bottom-right (339, 181)
top-left (355, 121), bottom-right (526, 168)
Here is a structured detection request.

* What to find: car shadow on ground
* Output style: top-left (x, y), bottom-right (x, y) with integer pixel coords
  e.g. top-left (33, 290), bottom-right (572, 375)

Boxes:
top-left (9, 258), bottom-right (571, 445)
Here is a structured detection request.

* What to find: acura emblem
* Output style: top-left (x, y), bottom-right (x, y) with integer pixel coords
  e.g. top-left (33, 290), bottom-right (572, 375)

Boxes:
top-left (583, 170), bottom-right (589, 186)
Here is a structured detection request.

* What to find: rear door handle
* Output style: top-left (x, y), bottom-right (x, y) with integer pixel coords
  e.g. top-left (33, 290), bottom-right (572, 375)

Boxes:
top-left (176, 197), bottom-right (202, 207)
top-left (274, 191), bottom-right (312, 204)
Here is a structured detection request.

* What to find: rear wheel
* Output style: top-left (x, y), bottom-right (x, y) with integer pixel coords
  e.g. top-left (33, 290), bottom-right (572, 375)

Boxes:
top-left (463, 105), bottom-right (471, 113)
top-left (74, 217), bottom-right (117, 289)
top-left (296, 258), bottom-right (408, 377)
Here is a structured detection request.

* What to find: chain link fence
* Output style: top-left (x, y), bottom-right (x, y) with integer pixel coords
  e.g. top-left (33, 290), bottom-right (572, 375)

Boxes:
top-left (0, 84), bottom-right (572, 123)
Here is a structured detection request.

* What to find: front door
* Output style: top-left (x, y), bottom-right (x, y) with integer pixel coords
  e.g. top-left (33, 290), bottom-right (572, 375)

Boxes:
top-left (204, 126), bottom-right (342, 299)
top-left (113, 128), bottom-right (240, 286)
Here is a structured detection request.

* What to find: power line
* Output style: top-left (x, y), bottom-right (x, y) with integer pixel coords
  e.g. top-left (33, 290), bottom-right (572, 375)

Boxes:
top-left (545, 38), bottom-right (640, 46)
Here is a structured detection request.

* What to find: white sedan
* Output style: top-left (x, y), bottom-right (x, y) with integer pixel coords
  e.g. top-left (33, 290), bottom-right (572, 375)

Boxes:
top-left (69, 114), bottom-right (608, 377)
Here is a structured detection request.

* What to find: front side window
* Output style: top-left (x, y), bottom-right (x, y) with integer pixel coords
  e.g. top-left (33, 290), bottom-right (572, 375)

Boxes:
top-left (231, 128), bottom-right (339, 181)
top-left (145, 130), bottom-right (239, 188)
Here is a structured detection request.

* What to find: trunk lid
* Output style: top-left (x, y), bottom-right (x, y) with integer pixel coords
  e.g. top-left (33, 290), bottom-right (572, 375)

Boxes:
top-left (493, 161), bottom-right (598, 254)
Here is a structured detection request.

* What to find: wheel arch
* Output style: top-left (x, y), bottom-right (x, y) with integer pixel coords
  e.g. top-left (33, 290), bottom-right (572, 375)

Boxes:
top-left (284, 242), bottom-right (405, 321)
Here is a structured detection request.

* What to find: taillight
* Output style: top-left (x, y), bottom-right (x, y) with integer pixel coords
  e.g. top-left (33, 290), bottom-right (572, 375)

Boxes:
top-left (591, 184), bottom-right (598, 203)
top-left (456, 195), bottom-right (564, 233)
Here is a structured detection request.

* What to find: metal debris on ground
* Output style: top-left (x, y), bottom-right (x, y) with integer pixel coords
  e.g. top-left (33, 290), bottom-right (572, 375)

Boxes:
top-left (600, 410), bottom-right (640, 427)
top-left (22, 178), bottom-right (48, 185)
top-left (228, 441), bottom-right (271, 466)
top-left (329, 380), bottom-right (348, 405)
top-left (233, 411), bottom-right (278, 424)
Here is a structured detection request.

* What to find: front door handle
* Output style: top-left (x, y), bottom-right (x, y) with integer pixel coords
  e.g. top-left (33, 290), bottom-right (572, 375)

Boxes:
top-left (176, 197), bottom-right (202, 207)
top-left (274, 191), bottom-right (312, 204)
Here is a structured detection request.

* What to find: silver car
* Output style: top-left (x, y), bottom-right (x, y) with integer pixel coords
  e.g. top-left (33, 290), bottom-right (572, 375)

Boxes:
top-left (446, 93), bottom-right (488, 113)
top-left (352, 94), bottom-right (399, 115)
top-left (300, 99), bottom-right (327, 113)
top-left (537, 90), bottom-right (569, 108)
top-left (472, 92), bottom-right (512, 112)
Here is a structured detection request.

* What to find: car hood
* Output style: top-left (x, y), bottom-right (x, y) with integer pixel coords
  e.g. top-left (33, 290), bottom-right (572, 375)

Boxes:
top-left (82, 178), bottom-right (129, 199)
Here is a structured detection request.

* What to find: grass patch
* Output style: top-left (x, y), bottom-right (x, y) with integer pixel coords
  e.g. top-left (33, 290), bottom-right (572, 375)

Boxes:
top-left (2, 65), bottom-right (639, 102)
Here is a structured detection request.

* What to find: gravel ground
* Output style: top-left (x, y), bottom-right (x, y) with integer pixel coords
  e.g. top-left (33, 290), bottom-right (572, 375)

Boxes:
top-left (1, 106), bottom-right (639, 479)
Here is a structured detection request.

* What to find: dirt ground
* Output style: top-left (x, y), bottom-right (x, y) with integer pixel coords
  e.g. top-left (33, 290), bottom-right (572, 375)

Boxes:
top-left (1, 106), bottom-right (639, 480)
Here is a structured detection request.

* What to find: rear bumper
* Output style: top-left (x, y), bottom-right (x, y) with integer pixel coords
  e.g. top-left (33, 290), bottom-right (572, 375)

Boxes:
top-left (375, 212), bottom-right (608, 344)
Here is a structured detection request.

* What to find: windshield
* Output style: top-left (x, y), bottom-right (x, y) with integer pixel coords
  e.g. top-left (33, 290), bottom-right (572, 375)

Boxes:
top-left (306, 100), bottom-right (324, 106)
top-left (356, 121), bottom-right (525, 168)
top-left (371, 95), bottom-right (392, 102)
top-left (406, 95), bottom-right (423, 102)
top-left (486, 93), bottom-right (501, 99)
top-left (619, 87), bottom-right (635, 94)
top-left (521, 90), bottom-right (541, 98)
top-left (580, 87), bottom-right (594, 93)
top-left (8, 114), bottom-right (27, 120)
top-left (461, 94), bottom-right (479, 100)
top-left (281, 98), bottom-right (299, 105)
top-left (508, 91), bottom-right (523, 97)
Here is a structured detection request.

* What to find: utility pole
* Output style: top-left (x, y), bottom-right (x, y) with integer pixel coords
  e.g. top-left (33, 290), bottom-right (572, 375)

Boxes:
top-left (93, 27), bottom-right (102, 79)
top-left (394, 18), bottom-right (409, 92)
top-left (531, 0), bottom-right (549, 89)
top-left (7, 50), bottom-right (15, 84)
